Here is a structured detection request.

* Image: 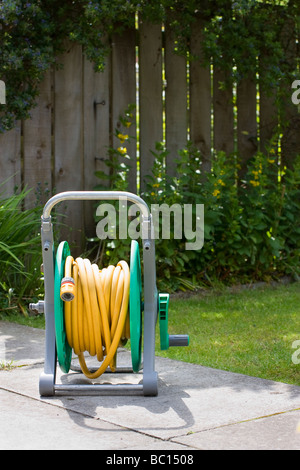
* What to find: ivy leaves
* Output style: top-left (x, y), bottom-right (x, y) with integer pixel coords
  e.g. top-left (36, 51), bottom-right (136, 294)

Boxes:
top-left (0, 0), bottom-right (298, 131)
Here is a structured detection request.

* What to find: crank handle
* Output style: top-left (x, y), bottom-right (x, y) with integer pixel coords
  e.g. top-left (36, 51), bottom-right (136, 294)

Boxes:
top-left (168, 335), bottom-right (189, 347)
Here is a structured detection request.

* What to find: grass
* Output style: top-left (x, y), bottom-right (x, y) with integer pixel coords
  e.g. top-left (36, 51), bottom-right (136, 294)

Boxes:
top-left (0, 359), bottom-right (16, 371)
top-left (0, 309), bottom-right (45, 329)
top-left (155, 281), bottom-right (300, 386)
top-left (1, 281), bottom-right (299, 386)
top-left (0, 359), bottom-right (27, 371)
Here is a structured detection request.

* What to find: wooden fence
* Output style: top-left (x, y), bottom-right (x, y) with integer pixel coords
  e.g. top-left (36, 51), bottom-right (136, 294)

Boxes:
top-left (0, 19), bottom-right (299, 251)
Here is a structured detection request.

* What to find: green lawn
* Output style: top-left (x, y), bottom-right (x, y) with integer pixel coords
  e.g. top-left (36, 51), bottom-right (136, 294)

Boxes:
top-left (1, 281), bottom-right (300, 386)
top-left (156, 282), bottom-right (300, 386)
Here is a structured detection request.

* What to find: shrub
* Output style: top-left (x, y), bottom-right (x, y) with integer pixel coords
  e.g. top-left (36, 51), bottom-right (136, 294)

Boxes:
top-left (0, 187), bottom-right (43, 311)
top-left (93, 107), bottom-right (300, 291)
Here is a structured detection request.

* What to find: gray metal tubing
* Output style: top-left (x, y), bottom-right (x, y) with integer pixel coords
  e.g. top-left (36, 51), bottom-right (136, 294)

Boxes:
top-left (39, 220), bottom-right (56, 397)
top-left (169, 334), bottom-right (189, 347)
top-left (54, 384), bottom-right (144, 395)
top-left (142, 237), bottom-right (158, 396)
top-left (42, 191), bottom-right (150, 221)
top-left (39, 190), bottom-right (158, 397)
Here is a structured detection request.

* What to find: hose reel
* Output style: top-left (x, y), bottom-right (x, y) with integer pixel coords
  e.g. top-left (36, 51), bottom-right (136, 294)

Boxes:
top-left (54, 239), bottom-right (143, 378)
top-left (35, 190), bottom-right (189, 397)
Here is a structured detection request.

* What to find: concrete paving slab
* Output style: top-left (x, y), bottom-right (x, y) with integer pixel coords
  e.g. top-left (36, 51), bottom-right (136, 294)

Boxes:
top-left (1, 321), bottom-right (300, 450)
top-left (0, 388), bottom-right (182, 451)
top-left (172, 409), bottom-right (300, 450)
top-left (0, 321), bottom-right (44, 364)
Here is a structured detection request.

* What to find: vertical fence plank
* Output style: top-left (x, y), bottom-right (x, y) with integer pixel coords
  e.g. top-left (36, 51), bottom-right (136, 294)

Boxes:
top-left (237, 76), bottom-right (257, 176)
top-left (280, 18), bottom-right (299, 170)
top-left (259, 46), bottom-right (279, 158)
top-left (83, 55), bottom-right (110, 238)
top-left (189, 18), bottom-right (211, 176)
top-left (259, 89), bottom-right (278, 156)
top-left (112, 27), bottom-right (137, 193)
top-left (213, 67), bottom-right (234, 155)
top-left (83, 57), bottom-right (97, 194)
top-left (23, 70), bottom-right (52, 209)
top-left (281, 100), bottom-right (300, 170)
top-left (165, 18), bottom-right (188, 177)
top-left (92, 53), bottom-right (111, 187)
top-left (54, 42), bottom-right (84, 253)
top-left (139, 20), bottom-right (163, 189)
top-left (0, 124), bottom-right (21, 196)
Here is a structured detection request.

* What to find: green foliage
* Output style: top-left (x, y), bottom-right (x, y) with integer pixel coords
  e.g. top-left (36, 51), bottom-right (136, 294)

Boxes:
top-left (171, 146), bottom-right (300, 286)
top-left (141, 142), bottom-right (199, 292)
top-left (94, 121), bottom-right (300, 291)
top-left (0, 0), bottom-right (63, 130)
top-left (202, 0), bottom-right (298, 84)
top-left (0, 0), bottom-right (298, 131)
top-left (0, 186), bottom-right (43, 312)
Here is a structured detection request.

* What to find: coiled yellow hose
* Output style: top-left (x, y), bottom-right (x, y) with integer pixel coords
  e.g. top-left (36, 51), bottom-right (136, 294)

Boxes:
top-left (62, 256), bottom-right (130, 379)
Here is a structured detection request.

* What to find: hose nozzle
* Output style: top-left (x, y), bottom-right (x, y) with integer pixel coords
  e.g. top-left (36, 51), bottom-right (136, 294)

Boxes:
top-left (60, 277), bottom-right (75, 301)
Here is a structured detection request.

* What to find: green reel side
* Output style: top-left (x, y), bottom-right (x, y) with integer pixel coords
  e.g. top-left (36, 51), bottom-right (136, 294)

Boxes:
top-left (159, 293), bottom-right (169, 350)
top-left (129, 240), bottom-right (143, 372)
top-left (54, 241), bottom-right (72, 373)
top-left (159, 292), bottom-right (190, 350)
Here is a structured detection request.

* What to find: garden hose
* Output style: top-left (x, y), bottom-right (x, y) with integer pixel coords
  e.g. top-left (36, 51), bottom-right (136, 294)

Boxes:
top-left (54, 240), bottom-right (143, 378)
top-left (60, 252), bottom-right (130, 379)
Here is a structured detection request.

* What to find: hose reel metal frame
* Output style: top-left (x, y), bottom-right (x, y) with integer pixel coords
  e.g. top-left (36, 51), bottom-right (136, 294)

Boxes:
top-left (39, 191), bottom-right (158, 397)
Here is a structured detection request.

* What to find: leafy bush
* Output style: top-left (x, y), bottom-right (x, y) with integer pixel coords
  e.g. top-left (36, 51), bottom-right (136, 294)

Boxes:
top-left (94, 130), bottom-right (300, 291)
top-left (0, 1), bottom-right (297, 131)
top-left (146, 145), bottom-right (300, 287)
top-left (0, 187), bottom-right (43, 312)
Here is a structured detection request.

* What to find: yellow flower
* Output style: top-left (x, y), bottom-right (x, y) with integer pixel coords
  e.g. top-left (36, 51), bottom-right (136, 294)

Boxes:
top-left (117, 147), bottom-right (127, 155)
top-left (151, 192), bottom-right (155, 196)
top-left (250, 180), bottom-right (260, 187)
top-left (252, 170), bottom-right (259, 179)
top-left (213, 189), bottom-right (220, 197)
top-left (125, 121), bottom-right (132, 128)
top-left (117, 133), bottom-right (129, 143)
top-left (217, 179), bottom-right (226, 186)
top-left (152, 183), bottom-right (160, 188)
top-left (268, 159), bottom-right (275, 163)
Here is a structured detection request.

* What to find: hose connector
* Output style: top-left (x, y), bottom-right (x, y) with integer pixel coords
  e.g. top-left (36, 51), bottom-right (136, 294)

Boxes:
top-left (60, 277), bottom-right (75, 302)
top-left (29, 300), bottom-right (45, 314)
